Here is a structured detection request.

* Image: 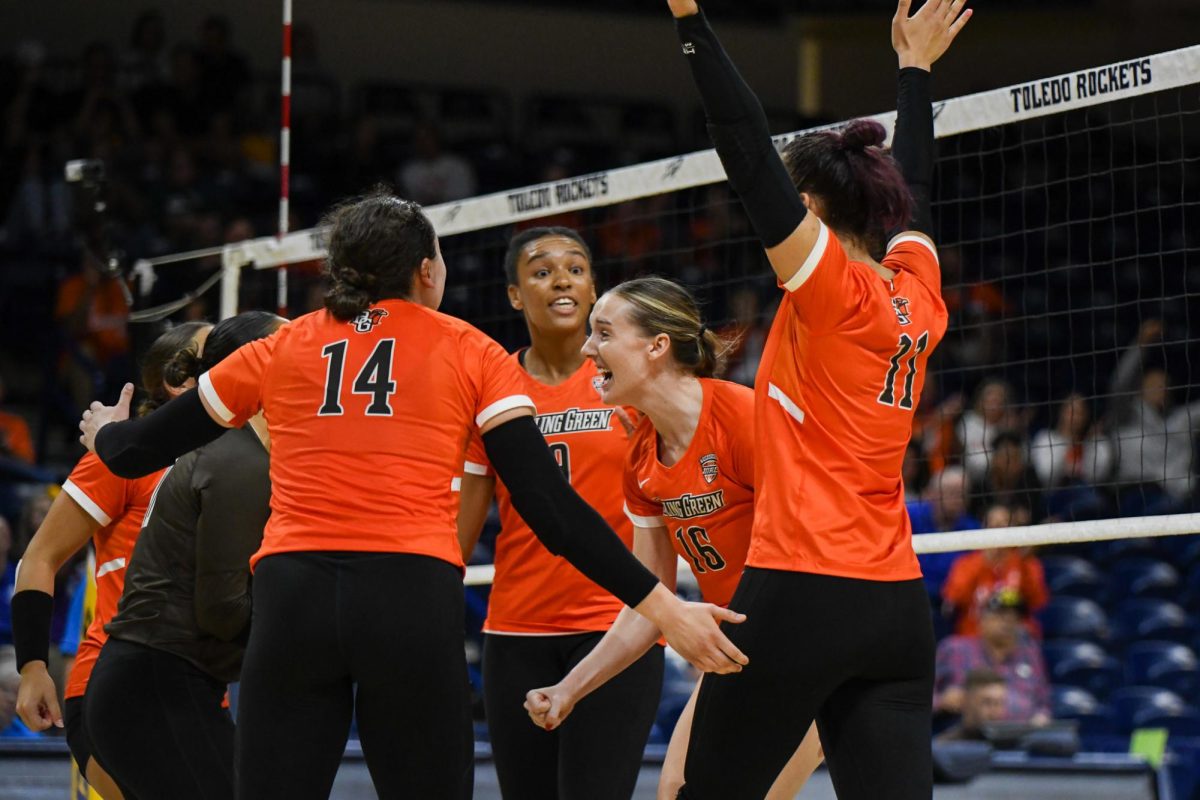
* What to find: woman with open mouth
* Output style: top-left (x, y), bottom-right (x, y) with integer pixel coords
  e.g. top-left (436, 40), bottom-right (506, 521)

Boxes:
top-left (524, 275), bottom-right (824, 800)
top-left (457, 227), bottom-right (665, 800)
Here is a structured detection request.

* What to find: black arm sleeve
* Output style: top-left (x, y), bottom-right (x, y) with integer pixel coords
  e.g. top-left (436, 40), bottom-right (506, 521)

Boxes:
top-left (891, 67), bottom-right (935, 236)
top-left (482, 416), bottom-right (659, 609)
top-left (94, 389), bottom-right (227, 479)
top-left (674, 10), bottom-right (806, 248)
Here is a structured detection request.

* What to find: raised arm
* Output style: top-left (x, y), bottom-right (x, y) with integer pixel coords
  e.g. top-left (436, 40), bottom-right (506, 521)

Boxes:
top-left (524, 523), bottom-right (678, 731)
top-left (890, 0), bottom-right (972, 242)
top-left (667, 1), bottom-right (819, 285)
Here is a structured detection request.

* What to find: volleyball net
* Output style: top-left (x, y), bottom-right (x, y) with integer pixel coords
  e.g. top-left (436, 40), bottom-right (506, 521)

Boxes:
top-left (143, 44), bottom-right (1200, 570)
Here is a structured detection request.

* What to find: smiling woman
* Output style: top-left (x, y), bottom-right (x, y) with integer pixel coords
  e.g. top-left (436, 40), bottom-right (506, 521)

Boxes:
top-left (457, 227), bottom-right (666, 800)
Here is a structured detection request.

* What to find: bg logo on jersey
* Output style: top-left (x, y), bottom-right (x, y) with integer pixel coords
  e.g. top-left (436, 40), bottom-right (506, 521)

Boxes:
top-left (351, 308), bottom-right (389, 333)
top-left (535, 407), bottom-right (615, 436)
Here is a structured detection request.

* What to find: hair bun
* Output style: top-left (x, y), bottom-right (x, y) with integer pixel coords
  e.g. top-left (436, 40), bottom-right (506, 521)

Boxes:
top-left (161, 347), bottom-right (201, 388)
top-left (839, 119), bottom-right (887, 153)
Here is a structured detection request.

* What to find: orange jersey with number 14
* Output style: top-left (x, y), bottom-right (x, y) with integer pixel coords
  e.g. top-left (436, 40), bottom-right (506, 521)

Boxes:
top-left (623, 379), bottom-right (755, 608)
top-left (750, 226), bottom-right (948, 580)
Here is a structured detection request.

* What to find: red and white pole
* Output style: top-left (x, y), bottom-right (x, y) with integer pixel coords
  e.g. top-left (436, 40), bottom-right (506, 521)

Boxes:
top-left (277, 0), bottom-right (293, 316)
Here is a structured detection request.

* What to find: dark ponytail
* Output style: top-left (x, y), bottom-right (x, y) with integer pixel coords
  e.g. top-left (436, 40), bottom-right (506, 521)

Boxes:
top-left (781, 118), bottom-right (912, 258)
top-left (198, 311), bottom-right (285, 372)
top-left (321, 186), bottom-right (437, 321)
top-left (138, 321), bottom-right (211, 417)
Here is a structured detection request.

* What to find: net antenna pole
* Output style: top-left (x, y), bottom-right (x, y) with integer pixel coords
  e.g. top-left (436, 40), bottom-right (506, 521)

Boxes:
top-left (277, 0), bottom-right (293, 317)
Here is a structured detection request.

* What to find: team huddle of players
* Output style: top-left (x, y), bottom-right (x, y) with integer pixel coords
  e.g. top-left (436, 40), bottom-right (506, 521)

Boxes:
top-left (12, 0), bottom-right (971, 798)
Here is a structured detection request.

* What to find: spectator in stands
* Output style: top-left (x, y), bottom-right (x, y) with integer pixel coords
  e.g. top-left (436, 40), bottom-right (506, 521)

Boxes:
top-left (935, 588), bottom-right (1051, 725)
top-left (973, 431), bottom-right (1044, 522)
top-left (1109, 319), bottom-right (1200, 515)
top-left (0, 374), bottom-right (34, 464)
top-left (941, 504), bottom-right (1049, 637)
top-left (196, 15), bottom-right (251, 114)
top-left (54, 252), bottom-right (131, 413)
top-left (398, 122), bottom-right (477, 206)
top-left (959, 378), bottom-right (1027, 482)
top-left (1030, 392), bottom-right (1113, 520)
top-left (934, 669), bottom-right (1008, 742)
top-left (908, 466), bottom-right (982, 593)
top-left (0, 516), bottom-right (14, 646)
top-left (121, 10), bottom-right (169, 92)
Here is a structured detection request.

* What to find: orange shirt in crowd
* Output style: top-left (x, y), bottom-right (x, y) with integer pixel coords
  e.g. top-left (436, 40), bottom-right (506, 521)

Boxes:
top-left (199, 299), bottom-right (533, 570)
top-left (749, 227), bottom-right (948, 581)
top-left (624, 379), bottom-right (755, 608)
top-left (941, 549), bottom-right (1049, 637)
top-left (464, 356), bottom-right (633, 634)
top-left (54, 274), bottom-right (130, 364)
top-left (60, 453), bottom-right (165, 699)
top-left (0, 411), bottom-right (34, 463)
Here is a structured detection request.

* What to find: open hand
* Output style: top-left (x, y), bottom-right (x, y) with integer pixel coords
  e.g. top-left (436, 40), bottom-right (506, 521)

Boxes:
top-left (79, 382), bottom-right (133, 453)
top-left (658, 600), bottom-right (748, 674)
top-left (892, 0), bottom-right (972, 71)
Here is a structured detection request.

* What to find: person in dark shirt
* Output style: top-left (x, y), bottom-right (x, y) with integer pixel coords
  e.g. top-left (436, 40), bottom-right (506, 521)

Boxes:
top-left (973, 431), bottom-right (1045, 522)
top-left (83, 311), bottom-right (282, 799)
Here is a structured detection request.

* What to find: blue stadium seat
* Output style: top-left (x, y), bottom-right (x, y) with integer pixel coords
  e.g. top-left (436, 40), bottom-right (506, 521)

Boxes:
top-left (1038, 597), bottom-right (1110, 643)
top-left (1041, 556), bottom-right (1105, 602)
top-left (1125, 641), bottom-right (1200, 698)
top-left (1105, 558), bottom-right (1181, 605)
top-left (1042, 639), bottom-right (1123, 699)
top-left (1180, 569), bottom-right (1200, 613)
top-left (1090, 538), bottom-right (1167, 567)
top-left (1050, 685), bottom-right (1118, 736)
top-left (1112, 599), bottom-right (1195, 647)
top-left (1109, 686), bottom-right (1191, 734)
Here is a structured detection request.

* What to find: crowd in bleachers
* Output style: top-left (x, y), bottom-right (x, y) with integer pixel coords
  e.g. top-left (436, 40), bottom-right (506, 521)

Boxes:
top-left (2, 7), bottom-right (1200, 784)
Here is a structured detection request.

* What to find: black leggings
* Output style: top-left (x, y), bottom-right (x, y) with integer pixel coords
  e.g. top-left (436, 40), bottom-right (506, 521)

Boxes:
top-left (86, 638), bottom-right (234, 800)
top-left (678, 568), bottom-right (935, 800)
top-left (236, 551), bottom-right (474, 800)
top-left (484, 632), bottom-right (663, 800)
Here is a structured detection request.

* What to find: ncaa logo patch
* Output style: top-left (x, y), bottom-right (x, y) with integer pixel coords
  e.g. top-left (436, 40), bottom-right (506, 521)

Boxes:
top-left (352, 308), bottom-right (389, 333)
top-left (700, 453), bottom-right (719, 484)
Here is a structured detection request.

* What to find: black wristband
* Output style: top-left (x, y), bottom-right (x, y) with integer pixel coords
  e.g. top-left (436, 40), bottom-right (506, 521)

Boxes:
top-left (483, 416), bottom-right (659, 608)
top-left (95, 388), bottom-right (227, 478)
top-left (12, 589), bottom-right (54, 672)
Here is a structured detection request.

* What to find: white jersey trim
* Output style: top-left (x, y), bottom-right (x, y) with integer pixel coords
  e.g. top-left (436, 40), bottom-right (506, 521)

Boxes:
top-left (463, 460), bottom-right (490, 476)
top-left (767, 383), bottom-right (806, 425)
top-left (198, 372), bottom-right (236, 424)
top-left (62, 479), bottom-right (113, 526)
top-left (624, 502), bottom-right (665, 529)
top-left (96, 557), bottom-right (127, 578)
top-left (782, 221), bottom-right (829, 292)
top-left (476, 394), bottom-right (536, 429)
top-left (887, 233), bottom-right (940, 263)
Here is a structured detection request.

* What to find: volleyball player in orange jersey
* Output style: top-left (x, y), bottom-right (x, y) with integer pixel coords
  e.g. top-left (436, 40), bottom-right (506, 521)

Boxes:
top-left (77, 189), bottom-right (748, 800)
top-left (13, 321), bottom-right (211, 799)
top-left (659, 0), bottom-right (971, 797)
top-left (457, 228), bottom-right (664, 799)
top-left (524, 277), bottom-right (823, 800)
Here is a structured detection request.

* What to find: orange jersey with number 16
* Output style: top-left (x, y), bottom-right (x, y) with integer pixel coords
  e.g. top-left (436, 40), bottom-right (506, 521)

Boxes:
top-left (623, 379), bottom-right (755, 608)
top-left (750, 226), bottom-right (948, 581)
